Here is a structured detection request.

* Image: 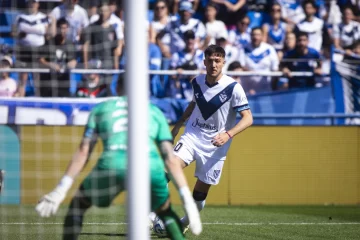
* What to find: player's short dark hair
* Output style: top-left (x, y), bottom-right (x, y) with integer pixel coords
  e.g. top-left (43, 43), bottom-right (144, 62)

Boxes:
top-left (56, 17), bottom-right (69, 28)
top-left (302, 0), bottom-right (317, 9)
top-left (296, 31), bottom-right (308, 39)
top-left (204, 45), bottom-right (225, 58)
top-left (227, 61), bottom-right (242, 71)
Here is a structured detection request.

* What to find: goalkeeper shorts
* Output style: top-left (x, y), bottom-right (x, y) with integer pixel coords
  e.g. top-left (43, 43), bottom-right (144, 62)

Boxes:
top-left (80, 166), bottom-right (169, 210)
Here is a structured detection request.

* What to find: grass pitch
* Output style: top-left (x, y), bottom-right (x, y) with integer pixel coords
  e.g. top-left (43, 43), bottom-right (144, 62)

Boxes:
top-left (0, 205), bottom-right (359, 240)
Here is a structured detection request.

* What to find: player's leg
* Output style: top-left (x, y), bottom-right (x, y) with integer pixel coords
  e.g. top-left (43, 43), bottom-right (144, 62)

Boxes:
top-left (151, 170), bottom-right (185, 240)
top-left (181, 156), bottom-right (225, 232)
top-left (63, 166), bottom-right (124, 239)
top-left (63, 189), bottom-right (92, 240)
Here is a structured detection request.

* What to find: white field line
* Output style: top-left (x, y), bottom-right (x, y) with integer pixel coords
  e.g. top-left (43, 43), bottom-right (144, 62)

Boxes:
top-left (0, 222), bottom-right (360, 226)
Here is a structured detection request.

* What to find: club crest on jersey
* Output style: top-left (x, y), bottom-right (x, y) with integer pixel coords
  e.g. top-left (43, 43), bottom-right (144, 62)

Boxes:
top-left (219, 93), bottom-right (227, 103)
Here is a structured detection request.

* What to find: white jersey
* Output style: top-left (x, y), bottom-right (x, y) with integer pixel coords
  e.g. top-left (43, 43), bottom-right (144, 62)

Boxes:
top-left (15, 12), bottom-right (49, 47)
top-left (50, 4), bottom-right (89, 42)
top-left (333, 21), bottom-right (360, 48)
top-left (296, 17), bottom-right (324, 52)
top-left (182, 74), bottom-right (249, 159)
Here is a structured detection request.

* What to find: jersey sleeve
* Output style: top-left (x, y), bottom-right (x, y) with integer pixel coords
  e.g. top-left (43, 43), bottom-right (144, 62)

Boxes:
top-left (152, 106), bottom-right (173, 142)
top-left (231, 83), bottom-right (250, 112)
top-left (83, 106), bottom-right (98, 139)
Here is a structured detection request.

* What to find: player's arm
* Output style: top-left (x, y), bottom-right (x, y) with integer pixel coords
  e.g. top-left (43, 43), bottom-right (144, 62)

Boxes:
top-left (171, 101), bottom-right (196, 138)
top-left (35, 110), bottom-right (98, 218)
top-left (226, 109), bottom-right (253, 138)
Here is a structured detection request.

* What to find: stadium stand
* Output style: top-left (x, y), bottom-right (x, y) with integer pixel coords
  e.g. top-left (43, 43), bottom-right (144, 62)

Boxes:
top-left (0, 0), bottom-right (359, 124)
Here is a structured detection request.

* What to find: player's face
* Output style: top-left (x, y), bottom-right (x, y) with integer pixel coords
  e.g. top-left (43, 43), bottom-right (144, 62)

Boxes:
top-left (204, 54), bottom-right (225, 78)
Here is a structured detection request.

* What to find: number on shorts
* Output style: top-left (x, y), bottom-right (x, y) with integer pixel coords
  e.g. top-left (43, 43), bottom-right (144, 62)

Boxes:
top-left (174, 142), bottom-right (183, 152)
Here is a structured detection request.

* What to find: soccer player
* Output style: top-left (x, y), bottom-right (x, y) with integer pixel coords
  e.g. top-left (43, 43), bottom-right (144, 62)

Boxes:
top-left (35, 75), bottom-right (202, 240)
top-left (171, 45), bottom-right (253, 232)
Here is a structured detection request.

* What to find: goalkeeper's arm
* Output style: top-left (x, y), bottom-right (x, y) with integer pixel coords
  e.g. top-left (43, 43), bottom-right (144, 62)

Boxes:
top-left (35, 138), bottom-right (91, 217)
top-left (159, 141), bottom-right (202, 236)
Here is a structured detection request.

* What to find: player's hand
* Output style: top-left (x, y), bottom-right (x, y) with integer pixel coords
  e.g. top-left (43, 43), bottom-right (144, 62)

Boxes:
top-left (180, 187), bottom-right (202, 235)
top-left (211, 132), bottom-right (230, 147)
top-left (184, 199), bottom-right (202, 235)
top-left (35, 189), bottom-right (66, 217)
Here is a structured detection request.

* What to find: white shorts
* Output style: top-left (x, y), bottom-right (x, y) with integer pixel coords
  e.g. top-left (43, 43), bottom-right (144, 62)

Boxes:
top-left (173, 139), bottom-right (225, 185)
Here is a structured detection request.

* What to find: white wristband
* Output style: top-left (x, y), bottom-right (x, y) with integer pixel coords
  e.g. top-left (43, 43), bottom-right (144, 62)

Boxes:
top-left (56, 175), bottom-right (74, 193)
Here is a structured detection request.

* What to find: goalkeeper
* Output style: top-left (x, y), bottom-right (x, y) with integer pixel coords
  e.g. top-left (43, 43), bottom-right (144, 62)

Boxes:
top-left (35, 75), bottom-right (202, 240)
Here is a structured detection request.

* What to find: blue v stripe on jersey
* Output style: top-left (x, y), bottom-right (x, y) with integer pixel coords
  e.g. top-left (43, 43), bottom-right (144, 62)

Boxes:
top-left (192, 79), bottom-right (237, 120)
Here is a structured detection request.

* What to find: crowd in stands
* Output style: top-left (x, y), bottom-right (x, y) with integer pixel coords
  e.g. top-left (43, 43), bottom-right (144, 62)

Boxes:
top-left (0, 0), bottom-right (359, 98)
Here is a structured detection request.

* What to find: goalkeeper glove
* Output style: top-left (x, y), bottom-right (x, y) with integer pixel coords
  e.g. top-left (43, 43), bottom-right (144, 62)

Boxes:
top-left (179, 187), bottom-right (202, 236)
top-left (35, 175), bottom-right (73, 218)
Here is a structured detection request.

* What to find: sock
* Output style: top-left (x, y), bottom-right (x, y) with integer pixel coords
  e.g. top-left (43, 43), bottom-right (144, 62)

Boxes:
top-left (158, 206), bottom-right (185, 240)
top-left (63, 195), bottom-right (90, 240)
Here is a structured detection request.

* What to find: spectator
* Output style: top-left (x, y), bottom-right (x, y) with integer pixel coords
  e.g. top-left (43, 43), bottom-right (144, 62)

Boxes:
top-left (227, 61), bottom-right (243, 84)
top-left (82, 3), bottom-right (119, 71)
top-left (281, 31), bottom-right (322, 89)
top-left (348, 0), bottom-right (360, 22)
top-left (215, 34), bottom-right (239, 71)
top-left (278, 0), bottom-right (305, 26)
top-left (38, 18), bottom-right (77, 97)
top-left (228, 16), bottom-right (251, 48)
top-left (90, 0), bottom-right (124, 58)
top-left (170, 30), bottom-right (204, 70)
top-left (172, 0), bottom-right (199, 16)
top-left (50, 0), bottom-right (89, 43)
top-left (333, 7), bottom-right (360, 50)
top-left (238, 27), bottom-right (279, 95)
top-left (76, 60), bottom-right (108, 98)
top-left (262, 2), bottom-right (290, 60)
top-left (209, 0), bottom-right (246, 27)
top-left (319, 0), bottom-right (342, 30)
top-left (0, 55), bottom-right (17, 97)
top-left (167, 61), bottom-right (196, 101)
top-left (283, 31), bottom-right (296, 52)
top-left (120, 27), bottom-right (163, 97)
top-left (204, 3), bottom-right (228, 45)
top-left (169, 1), bottom-right (210, 50)
top-left (152, 0), bottom-right (175, 58)
top-left (343, 40), bottom-right (360, 67)
top-left (245, 0), bottom-right (273, 28)
top-left (11, 0), bottom-right (55, 97)
top-left (295, 0), bottom-right (324, 52)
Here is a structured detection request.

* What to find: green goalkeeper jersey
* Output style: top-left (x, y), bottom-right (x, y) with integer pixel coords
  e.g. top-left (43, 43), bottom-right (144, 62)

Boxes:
top-left (84, 97), bottom-right (172, 171)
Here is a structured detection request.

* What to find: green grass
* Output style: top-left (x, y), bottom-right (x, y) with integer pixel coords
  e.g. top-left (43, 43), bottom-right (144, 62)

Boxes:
top-left (1, 205), bottom-right (360, 240)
